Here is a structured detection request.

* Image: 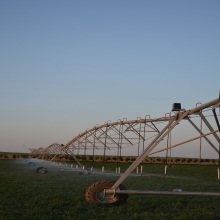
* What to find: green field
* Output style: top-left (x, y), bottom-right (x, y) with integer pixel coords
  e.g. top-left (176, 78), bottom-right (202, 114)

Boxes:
top-left (1, 160), bottom-right (220, 220)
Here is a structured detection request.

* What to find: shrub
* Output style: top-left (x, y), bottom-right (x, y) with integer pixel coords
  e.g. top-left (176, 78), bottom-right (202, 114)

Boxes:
top-left (119, 156), bottom-right (124, 161)
top-left (89, 155), bottom-right (94, 161)
top-left (125, 157), bottom-right (130, 162)
top-left (106, 156), bottom-right (112, 161)
top-left (193, 159), bottom-right (198, 163)
top-left (81, 155), bottom-right (87, 161)
top-left (175, 158), bottom-right (180, 163)
top-left (156, 157), bottom-right (162, 162)
top-left (187, 158), bottom-right (192, 163)
top-left (95, 156), bottom-right (100, 161)
top-left (112, 156), bottom-right (117, 161)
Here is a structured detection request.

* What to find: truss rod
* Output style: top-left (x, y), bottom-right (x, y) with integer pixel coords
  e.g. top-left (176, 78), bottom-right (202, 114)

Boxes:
top-left (187, 118), bottom-right (219, 153)
top-left (105, 189), bottom-right (220, 197)
top-left (200, 113), bottom-right (220, 144)
top-left (148, 130), bottom-right (219, 156)
top-left (111, 110), bottom-right (190, 190)
top-left (213, 108), bottom-right (220, 131)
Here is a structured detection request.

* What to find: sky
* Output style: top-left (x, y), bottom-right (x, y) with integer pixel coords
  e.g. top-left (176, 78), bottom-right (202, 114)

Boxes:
top-left (0, 0), bottom-right (220, 156)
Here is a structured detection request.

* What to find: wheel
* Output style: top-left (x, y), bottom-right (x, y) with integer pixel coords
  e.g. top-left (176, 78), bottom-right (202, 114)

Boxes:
top-left (78, 170), bottom-right (90, 175)
top-left (35, 167), bottom-right (48, 174)
top-left (35, 166), bottom-right (48, 174)
top-left (85, 180), bottom-right (128, 205)
top-left (28, 162), bottom-right (35, 166)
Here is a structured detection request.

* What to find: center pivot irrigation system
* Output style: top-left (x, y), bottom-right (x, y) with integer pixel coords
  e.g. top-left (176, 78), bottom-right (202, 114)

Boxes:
top-left (84, 94), bottom-right (220, 205)
top-left (29, 93), bottom-right (220, 205)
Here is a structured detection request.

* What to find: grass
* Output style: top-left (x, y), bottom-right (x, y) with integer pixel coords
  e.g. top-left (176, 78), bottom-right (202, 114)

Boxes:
top-left (1, 159), bottom-right (220, 219)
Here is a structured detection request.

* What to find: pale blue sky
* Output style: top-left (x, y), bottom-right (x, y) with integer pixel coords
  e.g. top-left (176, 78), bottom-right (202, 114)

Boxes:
top-left (0, 0), bottom-right (220, 154)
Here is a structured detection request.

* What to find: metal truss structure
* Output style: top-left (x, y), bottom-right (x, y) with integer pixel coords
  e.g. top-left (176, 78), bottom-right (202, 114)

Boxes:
top-left (62, 116), bottom-right (160, 158)
top-left (29, 142), bottom-right (83, 169)
top-left (28, 93), bottom-right (220, 204)
top-left (60, 96), bottom-right (220, 162)
top-left (83, 95), bottom-right (220, 204)
top-left (29, 143), bottom-right (62, 159)
top-left (29, 147), bottom-right (45, 158)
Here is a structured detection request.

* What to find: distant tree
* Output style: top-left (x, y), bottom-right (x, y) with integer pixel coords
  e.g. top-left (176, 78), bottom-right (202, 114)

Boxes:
top-left (76, 155), bottom-right (81, 160)
top-left (106, 156), bottom-right (112, 161)
top-left (181, 158), bottom-right (186, 163)
top-left (119, 156), bottom-right (123, 161)
top-left (147, 157), bottom-right (152, 163)
top-left (145, 157), bottom-right (149, 163)
top-left (125, 157), bottom-right (130, 162)
top-left (193, 158), bottom-right (198, 163)
top-left (112, 156), bottom-right (117, 161)
top-left (175, 158), bottom-right (180, 163)
top-left (153, 158), bottom-right (157, 163)
top-left (95, 156), bottom-right (100, 161)
top-left (81, 155), bottom-right (87, 161)
top-left (68, 156), bottom-right (74, 161)
top-left (187, 158), bottom-right (192, 163)
top-left (89, 155), bottom-right (93, 161)
top-left (13, 154), bottom-right (16, 159)
top-left (156, 157), bottom-right (162, 163)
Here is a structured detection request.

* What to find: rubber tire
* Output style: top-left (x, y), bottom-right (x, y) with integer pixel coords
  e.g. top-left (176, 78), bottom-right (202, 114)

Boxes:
top-left (35, 166), bottom-right (48, 174)
top-left (28, 162), bottom-right (35, 166)
top-left (85, 180), bottom-right (128, 205)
